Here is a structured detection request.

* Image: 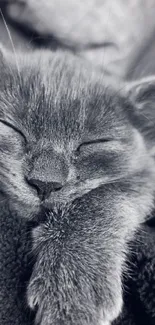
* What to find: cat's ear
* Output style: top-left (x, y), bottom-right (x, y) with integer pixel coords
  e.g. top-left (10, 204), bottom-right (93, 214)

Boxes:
top-left (0, 44), bottom-right (15, 65)
top-left (0, 43), bottom-right (9, 58)
top-left (125, 76), bottom-right (155, 105)
top-left (0, 45), bottom-right (8, 87)
top-left (0, 45), bottom-right (15, 85)
top-left (0, 44), bottom-right (6, 64)
top-left (0, 44), bottom-right (10, 72)
top-left (125, 77), bottom-right (155, 151)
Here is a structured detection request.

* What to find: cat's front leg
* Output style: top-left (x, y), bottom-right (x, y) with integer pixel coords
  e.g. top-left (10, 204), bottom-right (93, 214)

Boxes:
top-left (27, 222), bottom-right (123, 325)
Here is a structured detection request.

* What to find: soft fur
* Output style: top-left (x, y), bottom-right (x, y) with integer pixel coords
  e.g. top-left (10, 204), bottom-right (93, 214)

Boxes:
top-left (0, 48), bottom-right (155, 325)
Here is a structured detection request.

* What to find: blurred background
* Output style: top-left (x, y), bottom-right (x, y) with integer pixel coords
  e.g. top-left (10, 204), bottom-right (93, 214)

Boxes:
top-left (1, 0), bottom-right (155, 80)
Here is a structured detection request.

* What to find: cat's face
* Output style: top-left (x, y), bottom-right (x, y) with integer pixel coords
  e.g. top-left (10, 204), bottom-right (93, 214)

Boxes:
top-left (0, 50), bottom-right (152, 219)
top-left (1, 49), bottom-right (155, 325)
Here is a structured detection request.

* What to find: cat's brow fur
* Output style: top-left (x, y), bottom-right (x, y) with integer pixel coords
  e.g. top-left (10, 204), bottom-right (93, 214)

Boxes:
top-left (0, 48), bottom-right (155, 325)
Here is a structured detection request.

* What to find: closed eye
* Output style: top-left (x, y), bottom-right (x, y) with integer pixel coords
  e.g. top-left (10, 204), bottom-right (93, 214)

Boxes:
top-left (0, 119), bottom-right (27, 144)
top-left (79, 138), bottom-right (111, 148)
top-left (75, 138), bottom-right (112, 156)
top-left (80, 138), bottom-right (111, 146)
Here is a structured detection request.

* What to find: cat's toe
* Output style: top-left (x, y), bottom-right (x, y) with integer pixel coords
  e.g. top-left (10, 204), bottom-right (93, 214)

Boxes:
top-left (102, 293), bottom-right (123, 324)
top-left (99, 276), bottom-right (123, 325)
top-left (28, 281), bottom-right (51, 325)
top-left (27, 277), bottom-right (43, 310)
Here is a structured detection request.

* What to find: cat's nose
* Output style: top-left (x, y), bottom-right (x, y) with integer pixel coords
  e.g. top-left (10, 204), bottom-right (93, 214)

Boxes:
top-left (27, 178), bottom-right (63, 201)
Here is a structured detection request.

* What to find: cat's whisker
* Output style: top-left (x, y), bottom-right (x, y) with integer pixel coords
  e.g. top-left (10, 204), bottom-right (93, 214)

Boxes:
top-left (0, 9), bottom-right (22, 85)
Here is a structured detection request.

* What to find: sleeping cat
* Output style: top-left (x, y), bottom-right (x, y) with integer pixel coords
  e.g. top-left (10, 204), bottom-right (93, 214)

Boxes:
top-left (0, 46), bottom-right (155, 325)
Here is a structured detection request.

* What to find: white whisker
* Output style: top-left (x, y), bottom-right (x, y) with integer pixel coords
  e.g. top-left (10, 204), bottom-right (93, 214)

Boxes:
top-left (0, 8), bottom-right (22, 83)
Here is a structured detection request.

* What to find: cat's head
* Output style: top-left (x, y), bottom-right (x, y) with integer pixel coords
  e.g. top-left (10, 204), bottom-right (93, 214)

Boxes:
top-left (0, 47), bottom-right (155, 219)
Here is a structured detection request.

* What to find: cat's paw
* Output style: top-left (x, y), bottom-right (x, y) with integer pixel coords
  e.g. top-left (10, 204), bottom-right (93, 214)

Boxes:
top-left (27, 270), bottom-right (123, 325)
top-left (27, 275), bottom-right (56, 325)
top-left (99, 278), bottom-right (123, 325)
top-left (101, 294), bottom-right (123, 325)
top-left (27, 276), bottom-right (43, 311)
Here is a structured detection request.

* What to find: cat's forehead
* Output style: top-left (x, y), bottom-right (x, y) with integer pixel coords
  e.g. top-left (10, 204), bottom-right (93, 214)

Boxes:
top-left (0, 51), bottom-right (130, 143)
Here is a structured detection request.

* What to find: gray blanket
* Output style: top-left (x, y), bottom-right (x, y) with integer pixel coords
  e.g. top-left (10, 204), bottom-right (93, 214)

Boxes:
top-left (0, 202), bottom-right (34, 325)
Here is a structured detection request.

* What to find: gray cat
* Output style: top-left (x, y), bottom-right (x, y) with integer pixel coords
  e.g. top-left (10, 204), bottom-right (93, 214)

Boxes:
top-left (0, 46), bottom-right (155, 325)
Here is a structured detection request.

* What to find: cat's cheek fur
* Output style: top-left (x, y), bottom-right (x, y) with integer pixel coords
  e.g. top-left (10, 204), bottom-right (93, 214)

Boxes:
top-left (0, 153), bottom-right (40, 218)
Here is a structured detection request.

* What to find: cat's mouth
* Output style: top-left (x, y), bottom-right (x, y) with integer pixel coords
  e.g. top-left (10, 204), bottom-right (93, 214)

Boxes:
top-left (29, 175), bottom-right (128, 222)
top-left (28, 180), bottom-right (96, 223)
top-left (41, 179), bottom-right (99, 207)
top-left (40, 176), bottom-right (120, 208)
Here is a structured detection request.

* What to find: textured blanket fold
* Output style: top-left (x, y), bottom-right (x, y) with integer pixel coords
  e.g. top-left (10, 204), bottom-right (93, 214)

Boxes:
top-left (0, 202), bottom-right (155, 325)
top-left (115, 220), bottom-right (155, 325)
top-left (2, 0), bottom-right (155, 78)
top-left (0, 203), bottom-right (34, 325)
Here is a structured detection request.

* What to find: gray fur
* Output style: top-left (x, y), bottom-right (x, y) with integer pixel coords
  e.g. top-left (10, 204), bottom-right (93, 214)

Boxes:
top-left (0, 48), bottom-right (155, 325)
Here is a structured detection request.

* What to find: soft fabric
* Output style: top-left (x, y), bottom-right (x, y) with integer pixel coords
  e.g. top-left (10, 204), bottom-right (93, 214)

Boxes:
top-left (0, 202), bottom-right (34, 325)
top-left (114, 220), bottom-right (155, 325)
top-left (0, 199), bottom-right (155, 325)
top-left (5, 0), bottom-right (155, 78)
top-left (0, 3), bottom-right (33, 51)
